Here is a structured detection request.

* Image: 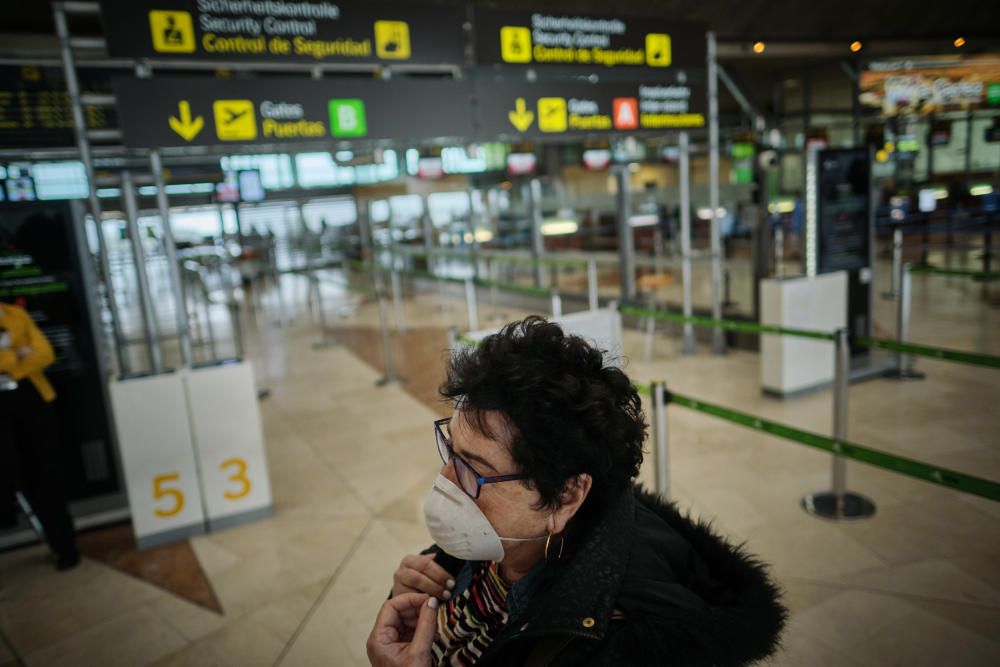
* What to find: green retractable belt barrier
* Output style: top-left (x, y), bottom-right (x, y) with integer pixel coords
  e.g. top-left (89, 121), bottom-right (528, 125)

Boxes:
top-left (857, 338), bottom-right (1000, 369)
top-left (660, 389), bottom-right (1000, 502)
top-left (908, 265), bottom-right (999, 281)
top-left (619, 305), bottom-right (836, 341)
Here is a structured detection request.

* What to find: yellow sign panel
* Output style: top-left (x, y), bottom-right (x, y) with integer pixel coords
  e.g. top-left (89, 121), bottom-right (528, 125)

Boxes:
top-left (149, 10), bottom-right (195, 54)
top-left (645, 33), bottom-right (671, 67)
top-left (508, 98), bottom-right (534, 132)
top-left (501, 26), bottom-right (532, 63)
top-left (537, 97), bottom-right (567, 133)
top-left (168, 100), bottom-right (204, 141)
top-left (374, 21), bottom-right (411, 59)
top-left (213, 100), bottom-right (257, 141)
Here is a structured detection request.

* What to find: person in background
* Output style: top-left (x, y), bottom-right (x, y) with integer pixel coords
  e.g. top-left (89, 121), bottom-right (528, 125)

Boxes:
top-left (368, 317), bottom-right (786, 666)
top-left (0, 300), bottom-right (80, 571)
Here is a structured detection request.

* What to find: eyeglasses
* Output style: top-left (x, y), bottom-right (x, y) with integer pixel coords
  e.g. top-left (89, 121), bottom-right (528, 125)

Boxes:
top-left (434, 417), bottom-right (529, 499)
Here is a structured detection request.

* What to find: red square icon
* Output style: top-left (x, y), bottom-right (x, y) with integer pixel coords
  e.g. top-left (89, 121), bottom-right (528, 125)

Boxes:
top-left (613, 97), bottom-right (639, 130)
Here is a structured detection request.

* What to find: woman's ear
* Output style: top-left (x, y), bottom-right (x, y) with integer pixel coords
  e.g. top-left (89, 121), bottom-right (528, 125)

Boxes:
top-left (551, 473), bottom-right (593, 534)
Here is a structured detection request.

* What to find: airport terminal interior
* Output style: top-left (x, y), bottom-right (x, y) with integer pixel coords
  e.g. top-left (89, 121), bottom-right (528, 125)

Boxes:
top-left (0, 1), bottom-right (998, 665)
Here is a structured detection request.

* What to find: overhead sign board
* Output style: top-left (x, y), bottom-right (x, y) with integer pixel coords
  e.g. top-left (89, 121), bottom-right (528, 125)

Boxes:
top-left (112, 77), bottom-right (474, 148)
top-left (99, 0), bottom-right (466, 66)
top-left (476, 80), bottom-right (706, 139)
top-left (0, 66), bottom-right (117, 148)
top-left (474, 9), bottom-right (706, 70)
top-left (860, 57), bottom-right (1000, 116)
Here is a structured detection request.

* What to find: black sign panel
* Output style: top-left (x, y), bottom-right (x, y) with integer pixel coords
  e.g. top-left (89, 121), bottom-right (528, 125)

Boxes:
top-left (474, 9), bottom-right (706, 70)
top-left (816, 149), bottom-right (871, 274)
top-left (112, 76), bottom-right (475, 148)
top-left (0, 66), bottom-right (117, 148)
top-left (475, 79), bottom-right (706, 139)
top-left (99, 0), bottom-right (465, 66)
top-left (0, 201), bottom-right (119, 499)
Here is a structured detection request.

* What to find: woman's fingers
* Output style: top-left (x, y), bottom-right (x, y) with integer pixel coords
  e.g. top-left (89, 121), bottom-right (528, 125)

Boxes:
top-left (396, 568), bottom-right (452, 600)
top-left (396, 554), bottom-right (455, 599)
top-left (409, 596), bottom-right (440, 657)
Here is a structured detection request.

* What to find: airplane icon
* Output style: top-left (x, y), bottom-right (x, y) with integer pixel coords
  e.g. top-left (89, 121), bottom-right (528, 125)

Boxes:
top-left (223, 108), bottom-right (248, 124)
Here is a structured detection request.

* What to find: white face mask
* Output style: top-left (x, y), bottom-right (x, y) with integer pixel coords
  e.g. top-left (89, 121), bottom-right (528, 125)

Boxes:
top-left (423, 473), bottom-right (547, 562)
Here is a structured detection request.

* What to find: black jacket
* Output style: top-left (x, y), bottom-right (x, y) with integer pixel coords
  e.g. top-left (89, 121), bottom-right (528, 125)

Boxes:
top-left (427, 485), bottom-right (787, 666)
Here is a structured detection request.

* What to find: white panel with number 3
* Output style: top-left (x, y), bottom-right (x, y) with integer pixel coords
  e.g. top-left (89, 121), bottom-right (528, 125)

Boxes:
top-left (184, 361), bottom-right (273, 525)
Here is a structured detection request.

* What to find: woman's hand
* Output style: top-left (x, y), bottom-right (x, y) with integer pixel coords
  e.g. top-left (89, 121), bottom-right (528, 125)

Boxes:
top-left (392, 554), bottom-right (455, 601)
top-left (367, 593), bottom-right (439, 667)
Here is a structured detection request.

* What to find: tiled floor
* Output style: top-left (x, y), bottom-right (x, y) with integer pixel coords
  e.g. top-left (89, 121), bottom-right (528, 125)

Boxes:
top-left (0, 253), bottom-right (998, 666)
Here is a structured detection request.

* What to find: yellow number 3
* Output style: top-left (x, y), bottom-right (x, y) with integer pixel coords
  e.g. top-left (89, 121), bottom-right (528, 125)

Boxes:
top-left (153, 473), bottom-right (185, 517)
top-left (221, 458), bottom-right (252, 500)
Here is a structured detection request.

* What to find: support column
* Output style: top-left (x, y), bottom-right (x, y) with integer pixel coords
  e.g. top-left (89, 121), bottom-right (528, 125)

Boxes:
top-left (707, 31), bottom-right (725, 354)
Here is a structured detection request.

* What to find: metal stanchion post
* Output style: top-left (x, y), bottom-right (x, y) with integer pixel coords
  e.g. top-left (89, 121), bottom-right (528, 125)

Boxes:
top-left (311, 272), bottom-right (336, 349)
top-left (643, 293), bottom-right (656, 362)
top-left (886, 226), bottom-right (903, 298)
top-left (390, 267), bottom-right (407, 333)
top-left (679, 131), bottom-right (696, 355)
top-left (587, 258), bottom-right (599, 311)
top-left (550, 289), bottom-right (562, 317)
top-left (374, 267), bottom-right (403, 387)
top-left (891, 262), bottom-right (925, 379)
top-left (802, 329), bottom-right (875, 520)
top-left (464, 278), bottom-right (479, 331)
top-left (774, 223), bottom-right (785, 278)
top-left (652, 382), bottom-right (670, 498)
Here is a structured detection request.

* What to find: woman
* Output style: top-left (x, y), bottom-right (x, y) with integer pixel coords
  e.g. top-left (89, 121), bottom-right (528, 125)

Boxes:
top-left (368, 318), bottom-right (786, 666)
top-left (0, 300), bottom-right (79, 570)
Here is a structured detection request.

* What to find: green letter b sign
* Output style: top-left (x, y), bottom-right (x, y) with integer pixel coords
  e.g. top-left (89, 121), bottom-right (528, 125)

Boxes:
top-left (329, 99), bottom-right (367, 137)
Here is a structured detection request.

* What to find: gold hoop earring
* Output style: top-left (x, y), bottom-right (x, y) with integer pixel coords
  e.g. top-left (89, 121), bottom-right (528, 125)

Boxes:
top-left (544, 532), bottom-right (565, 561)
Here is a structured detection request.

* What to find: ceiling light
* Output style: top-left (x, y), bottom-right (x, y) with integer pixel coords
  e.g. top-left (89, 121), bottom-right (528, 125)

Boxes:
top-left (954, 37), bottom-right (966, 48)
top-left (850, 41), bottom-right (862, 53)
top-left (752, 41), bottom-right (765, 54)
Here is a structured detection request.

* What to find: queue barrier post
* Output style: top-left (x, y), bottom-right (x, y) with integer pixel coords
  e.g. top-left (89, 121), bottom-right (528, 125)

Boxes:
top-left (310, 269), bottom-right (337, 350)
top-left (464, 277), bottom-right (479, 332)
top-left (883, 226), bottom-right (904, 299)
top-left (373, 266), bottom-right (403, 387)
top-left (390, 266), bottom-right (407, 333)
top-left (651, 381), bottom-right (670, 499)
top-left (550, 289), bottom-right (562, 318)
top-left (588, 258), bottom-right (599, 311)
top-left (891, 262), bottom-right (925, 380)
top-left (802, 328), bottom-right (876, 520)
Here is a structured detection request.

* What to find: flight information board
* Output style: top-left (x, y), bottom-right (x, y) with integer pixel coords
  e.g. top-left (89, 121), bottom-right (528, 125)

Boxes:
top-left (0, 66), bottom-right (116, 148)
top-left (0, 201), bottom-right (119, 499)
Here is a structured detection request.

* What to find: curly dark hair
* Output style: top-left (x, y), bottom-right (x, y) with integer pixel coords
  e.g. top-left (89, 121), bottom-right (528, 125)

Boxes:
top-left (440, 316), bottom-right (646, 513)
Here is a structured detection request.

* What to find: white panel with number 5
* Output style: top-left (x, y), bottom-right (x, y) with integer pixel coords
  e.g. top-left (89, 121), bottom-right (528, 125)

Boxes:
top-left (184, 361), bottom-right (273, 525)
top-left (109, 373), bottom-right (206, 544)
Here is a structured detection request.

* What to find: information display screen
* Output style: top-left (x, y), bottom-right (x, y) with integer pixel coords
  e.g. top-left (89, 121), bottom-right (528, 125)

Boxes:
top-left (0, 201), bottom-right (119, 499)
top-left (0, 65), bottom-right (117, 148)
top-left (816, 149), bottom-right (871, 274)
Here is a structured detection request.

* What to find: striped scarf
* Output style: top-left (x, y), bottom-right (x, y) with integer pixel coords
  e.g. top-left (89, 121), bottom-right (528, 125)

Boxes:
top-left (432, 561), bottom-right (510, 666)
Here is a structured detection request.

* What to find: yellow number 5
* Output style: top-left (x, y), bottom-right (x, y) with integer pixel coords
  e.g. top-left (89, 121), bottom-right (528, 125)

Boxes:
top-left (221, 458), bottom-right (252, 500)
top-left (153, 473), bottom-right (185, 517)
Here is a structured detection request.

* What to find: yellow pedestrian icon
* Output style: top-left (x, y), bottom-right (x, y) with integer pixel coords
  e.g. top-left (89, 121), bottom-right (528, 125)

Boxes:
top-left (645, 33), bottom-right (672, 67)
top-left (149, 10), bottom-right (195, 54)
top-left (168, 101), bottom-right (203, 141)
top-left (374, 21), bottom-right (411, 60)
top-left (508, 98), bottom-right (534, 132)
top-left (537, 97), bottom-right (567, 133)
top-left (213, 100), bottom-right (257, 141)
top-left (500, 26), bottom-right (532, 63)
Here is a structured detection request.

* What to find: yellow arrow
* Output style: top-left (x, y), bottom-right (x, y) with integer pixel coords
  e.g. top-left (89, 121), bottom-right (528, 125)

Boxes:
top-left (168, 100), bottom-right (204, 141)
top-left (508, 97), bottom-right (534, 132)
